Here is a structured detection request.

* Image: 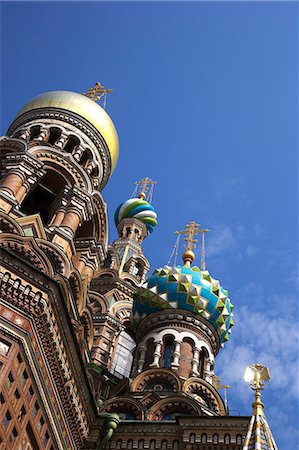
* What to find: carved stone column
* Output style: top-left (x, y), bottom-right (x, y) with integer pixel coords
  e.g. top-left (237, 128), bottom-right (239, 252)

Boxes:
top-left (0, 152), bottom-right (45, 213)
top-left (149, 341), bottom-right (162, 368)
top-left (204, 358), bottom-right (213, 384)
top-left (190, 347), bottom-right (200, 376)
top-left (50, 187), bottom-right (94, 259)
top-left (171, 340), bottom-right (181, 371)
top-left (137, 345), bottom-right (147, 373)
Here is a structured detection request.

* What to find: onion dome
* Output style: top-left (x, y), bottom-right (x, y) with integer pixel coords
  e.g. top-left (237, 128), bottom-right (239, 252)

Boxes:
top-left (114, 198), bottom-right (158, 234)
top-left (14, 90), bottom-right (119, 172)
top-left (132, 262), bottom-right (234, 344)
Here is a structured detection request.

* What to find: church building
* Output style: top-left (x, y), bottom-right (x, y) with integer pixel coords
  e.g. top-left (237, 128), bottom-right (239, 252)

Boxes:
top-left (0, 84), bottom-right (277, 449)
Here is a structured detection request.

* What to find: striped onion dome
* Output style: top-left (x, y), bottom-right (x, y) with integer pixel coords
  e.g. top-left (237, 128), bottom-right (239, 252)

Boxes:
top-left (114, 198), bottom-right (158, 233)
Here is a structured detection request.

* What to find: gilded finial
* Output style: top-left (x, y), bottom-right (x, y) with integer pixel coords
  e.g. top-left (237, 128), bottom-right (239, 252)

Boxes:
top-left (83, 82), bottom-right (113, 109)
top-left (132, 177), bottom-right (157, 203)
top-left (244, 363), bottom-right (271, 416)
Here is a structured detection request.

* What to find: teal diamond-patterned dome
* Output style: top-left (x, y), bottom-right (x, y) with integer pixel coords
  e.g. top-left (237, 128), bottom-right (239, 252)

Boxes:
top-left (132, 264), bottom-right (234, 344)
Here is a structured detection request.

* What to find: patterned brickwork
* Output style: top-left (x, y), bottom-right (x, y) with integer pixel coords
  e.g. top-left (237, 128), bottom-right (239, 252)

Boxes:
top-left (0, 334), bottom-right (55, 449)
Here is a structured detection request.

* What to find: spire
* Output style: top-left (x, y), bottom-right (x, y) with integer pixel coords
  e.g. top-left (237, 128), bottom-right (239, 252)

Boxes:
top-left (243, 364), bottom-right (278, 450)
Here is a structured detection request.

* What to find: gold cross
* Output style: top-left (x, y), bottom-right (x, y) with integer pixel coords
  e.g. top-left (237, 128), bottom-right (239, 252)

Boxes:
top-left (83, 82), bottom-right (113, 103)
top-left (176, 221), bottom-right (200, 251)
top-left (133, 177), bottom-right (157, 202)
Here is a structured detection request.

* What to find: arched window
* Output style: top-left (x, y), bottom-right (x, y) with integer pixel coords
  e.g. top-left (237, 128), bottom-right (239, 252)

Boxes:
top-left (111, 331), bottom-right (135, 378)
top-left (212, 434), bottom-right (219, 443)
top-left (20, 169), bottom-right (67, 225)
top-left (201, 433), bottom-right (207, 444)
top-left (116, 439), bottom-right (122, 449)
top-left (173, 440), bottom-right (179, 450)
top-left (149, 440), bottom-right (156, 449)
top-left (127, 439), bottom-right (133, 449)
top-left (224, 434), bottom-right (230, 444)
top-left (163, 336), bottom-right (174, 368)
top-left (236, 434), bottom-right (243, 445)
top-left (161, 440), bottom-right (167, 449)
top-left (30, 125), bottom-right (41, 140)
top-left (64, 135), bottom-right (80, 153)
top-left (138, 439), bottom-right (145, 449)
top-left (189, 433), bottom-right (196, 443)
top-left (48, 127), bottom-right (61, 145)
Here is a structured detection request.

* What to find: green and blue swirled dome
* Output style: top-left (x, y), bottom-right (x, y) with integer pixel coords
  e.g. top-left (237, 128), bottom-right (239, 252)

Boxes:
top-left (114, 198), bottom-right (158, 233)
top-left (132, 264), bottom-right (234, 344)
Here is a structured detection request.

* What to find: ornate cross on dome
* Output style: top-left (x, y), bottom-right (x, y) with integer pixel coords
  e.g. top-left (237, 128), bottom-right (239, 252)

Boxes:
top-left (180, 221), bottom-right (200, 251)
top-left (132, 177), bottom-right (157, 203)
top-left (83, 82), bottom-right (113, 108)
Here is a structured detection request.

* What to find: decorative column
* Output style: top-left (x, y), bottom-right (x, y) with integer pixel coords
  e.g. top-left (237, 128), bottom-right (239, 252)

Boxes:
top-left (204, 358), bottom-right (213, 384)
top-left (137, 345), bottom-right (147, 373)
top-left (149, 341), bottom-right (162, 368)
top-left (190, 347), bottom-right (200, 376)
top-left (170, 340), bottom-right (181, 371)
top-left (54, 133), bottom-right (68, 149)
top-left (50, 186), bottom-right (94, 259)
top-left (36, 128), bottom-right (49, 142)
top-left (0, 153), bottom-right (45, 213)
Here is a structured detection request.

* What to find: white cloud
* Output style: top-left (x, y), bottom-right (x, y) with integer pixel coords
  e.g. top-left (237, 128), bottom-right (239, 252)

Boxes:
top-left (216, 288), bottom-right (299, 448)
top-left (206, 224), bottom-right (235, 257)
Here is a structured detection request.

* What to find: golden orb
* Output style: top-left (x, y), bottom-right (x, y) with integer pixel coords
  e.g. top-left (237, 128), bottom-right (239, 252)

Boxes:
top-left (182, 249), bottom-right (195, 264)
top-left (15, 91), bottom-right (119, 172)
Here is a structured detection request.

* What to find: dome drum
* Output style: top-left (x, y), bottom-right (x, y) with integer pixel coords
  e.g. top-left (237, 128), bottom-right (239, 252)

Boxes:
top-left (134, 309), bottom-right (220, 355)
top-left (8, 90), bottom-right (119, 189)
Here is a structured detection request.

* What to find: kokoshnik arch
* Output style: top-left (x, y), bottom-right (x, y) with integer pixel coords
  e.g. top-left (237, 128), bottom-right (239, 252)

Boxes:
top-left (0, 84), bottom-right (278, 449)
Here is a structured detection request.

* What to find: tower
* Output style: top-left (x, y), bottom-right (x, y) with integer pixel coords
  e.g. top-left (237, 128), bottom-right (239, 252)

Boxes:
top-left (99, 222), bottom-right (249, 448)
top-left (88, 179), bottom-right (158, 403)
top-left (0, 84), bottom-right (120, 449)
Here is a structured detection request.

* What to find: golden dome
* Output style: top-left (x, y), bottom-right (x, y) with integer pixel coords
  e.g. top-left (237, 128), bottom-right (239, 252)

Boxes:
top-left (15, 90), bottom-right (119, 172)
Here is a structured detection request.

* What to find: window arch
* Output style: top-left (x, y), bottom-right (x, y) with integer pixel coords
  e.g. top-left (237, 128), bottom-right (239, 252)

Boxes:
top-left (64, 135), bottom-right (80, 153)
top-left (48, 127), bottom-right (61, 145)
top-left (116, 439), bottom-right (122, 449)
top-left (201, 433), bottom-right (207, 443)
top-left (212, 433), bottom-right (219, 443)
top-left (20, 169), bottom-right (67, 225)
top-left (138, 439), bottom-right (144, 449)
top-left (127, 439), bottom-right (133, 449)
top-left (173, 440), bottom-right (179, 450)
top-left (163, 335), bottom-right (174, 368)
top-left (30, 125), bottom-right (41, 140)
top-left (189, 433), bottom-right (196, 443)
top-left (161, 440), bottom-right (167, 449)
top-left (149, 440), bottom-right (156, 449)
top-left (236, 434), bottom-right (243, 445)
top-left (224, 434), bottom-right (230, 444)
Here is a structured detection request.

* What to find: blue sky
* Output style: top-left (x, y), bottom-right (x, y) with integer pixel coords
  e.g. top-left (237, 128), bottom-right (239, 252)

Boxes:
top-left (1, 2), bottom-right (298, 448)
